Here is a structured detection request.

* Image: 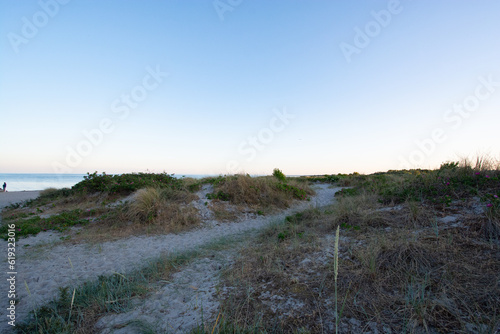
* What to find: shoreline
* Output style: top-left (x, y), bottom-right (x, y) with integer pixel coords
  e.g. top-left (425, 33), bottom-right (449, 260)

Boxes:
top-left (0, 190), bottom-right (43, 192)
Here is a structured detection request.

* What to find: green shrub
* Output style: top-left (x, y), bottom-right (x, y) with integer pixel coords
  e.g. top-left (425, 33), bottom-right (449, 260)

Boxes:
top-left (483, 192), bottom-right (500, 219)
top-left (341, 161), bottom-right (499, 207)
top-left (325, 174), bottom-right (340, 183)
top-left (39, 187), bottom-right (73, 200)
top-left (72, 172), bottom-right (183, 194)
top-left (206, 191), bottom-right (231, 201)
top-left (201, 176), bottom-right (226, 186)
top-left (301, 174), bottom-right (340, 183)
top-left (274, 182), bottom-right (308, 200)
top-left (335, 188), bottom-right (359, 197)
top-left (273, 168), bottom-right (287, 182)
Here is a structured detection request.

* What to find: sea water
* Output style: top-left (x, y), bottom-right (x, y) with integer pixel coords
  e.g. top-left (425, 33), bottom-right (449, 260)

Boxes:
top-left (0, 174), bottom-right (87, 192)
top-left (0, 173), bottom-right (212, 192)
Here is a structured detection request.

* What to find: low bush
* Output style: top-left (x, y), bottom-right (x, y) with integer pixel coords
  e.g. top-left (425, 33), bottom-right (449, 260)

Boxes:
top-left (274, 182), bottom-right (309, 200)
top-left (335, 188), bottom-right (359, 197)
top-left (209, 174), bottom-right (313, 209)
top-left (272, 168), bottom-right (287, 182)
top-left (206, 191), bottom-right (231, 201)
top-left (330, 159), bottom-right (499, 211)
top-left (72, 172), bottom-right (183, 195)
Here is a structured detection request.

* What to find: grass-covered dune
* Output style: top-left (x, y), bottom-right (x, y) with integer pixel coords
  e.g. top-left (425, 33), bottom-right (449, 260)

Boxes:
top-left (0, 170), bottom-right (313, 241)
top-left (5, 159), bottom-right (500, 333)
top-left (213, 159), bottom-right (500, 333)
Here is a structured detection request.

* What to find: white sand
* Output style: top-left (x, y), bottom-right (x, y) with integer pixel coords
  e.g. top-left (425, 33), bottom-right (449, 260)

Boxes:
top-left (0, 184), bottom-right (341, 332)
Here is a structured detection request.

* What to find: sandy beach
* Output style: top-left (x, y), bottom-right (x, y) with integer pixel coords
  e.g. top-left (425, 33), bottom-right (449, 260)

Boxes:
top-left (0, 191), bottom-right (40, 209)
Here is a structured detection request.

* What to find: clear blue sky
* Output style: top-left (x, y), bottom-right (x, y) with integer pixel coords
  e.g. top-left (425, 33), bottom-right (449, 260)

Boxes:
top-left (1, 0), bottom-right (499, 175)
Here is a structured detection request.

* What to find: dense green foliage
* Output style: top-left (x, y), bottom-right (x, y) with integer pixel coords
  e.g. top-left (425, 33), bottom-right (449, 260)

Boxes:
top-left (272, 168), bottom-right (287, 182)
top-left (73, 172), bottom-right (183, 194)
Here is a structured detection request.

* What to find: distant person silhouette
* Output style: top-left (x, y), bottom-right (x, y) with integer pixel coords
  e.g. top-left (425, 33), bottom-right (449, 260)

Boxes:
top-left (2, 182), bottom-right (6, 192)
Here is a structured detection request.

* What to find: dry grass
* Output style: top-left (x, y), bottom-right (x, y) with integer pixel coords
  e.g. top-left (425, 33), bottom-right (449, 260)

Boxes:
top-left (209, 201), bottom-right (241, 222)
top-left (211, 174), bottom-right (313, 210)
top-left (218, 210), bottom-right (327, 332)
top-left (71, 187), bottom-right (199, 243)
top-left (214, 190), bottom-right (500, 333)
top-left (117, 188), bottom-right (198, 228)
top-left (10, 164), bottom-right (499, 333)
top-left (39, 187), bottom-right (59, 197)
top-left (459, 155), bottom-right (500, 172)
top-left (330, 191), bottom-right (385, 227)
top-left (199, 174), bottom-right (314, 223)
top-left (128, 187), bottom-right (163, 223)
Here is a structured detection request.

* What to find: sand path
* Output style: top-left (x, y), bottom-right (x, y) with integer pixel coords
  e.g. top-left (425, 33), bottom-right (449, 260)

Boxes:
top-left (0, 184), bottom-right (340, 332)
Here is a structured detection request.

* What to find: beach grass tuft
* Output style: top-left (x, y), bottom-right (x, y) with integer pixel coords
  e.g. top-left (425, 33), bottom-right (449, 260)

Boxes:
top-left (127, 187), bottom-right (200, 228)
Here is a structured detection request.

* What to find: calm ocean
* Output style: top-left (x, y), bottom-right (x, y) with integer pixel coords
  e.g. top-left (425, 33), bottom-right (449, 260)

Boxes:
top-left (0, 174), bottom-right (87, 192)
top-left (0, 173), bottom-right (212, 192)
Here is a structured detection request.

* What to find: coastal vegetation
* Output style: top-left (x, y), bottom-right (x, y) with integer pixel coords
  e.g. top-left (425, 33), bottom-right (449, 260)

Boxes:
top-left (209, 158), bottom-right (499, 333)
top-left (4, 158), bottom-right (500, 333)
top-left (0, 171), bottom-right (313, 240)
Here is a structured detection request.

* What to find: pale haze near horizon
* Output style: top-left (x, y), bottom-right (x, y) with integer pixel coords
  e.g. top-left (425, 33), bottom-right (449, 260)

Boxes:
top-left (1, 0), bottom-right (499, 176)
